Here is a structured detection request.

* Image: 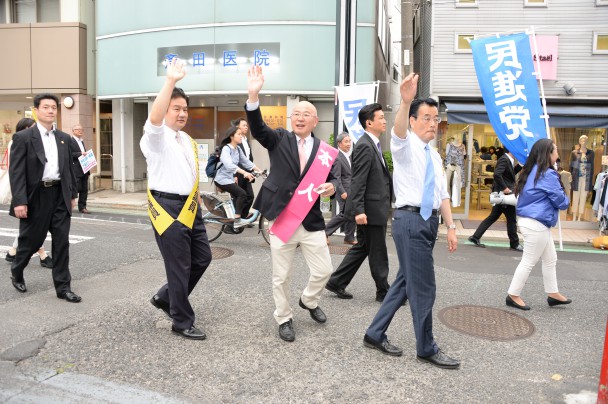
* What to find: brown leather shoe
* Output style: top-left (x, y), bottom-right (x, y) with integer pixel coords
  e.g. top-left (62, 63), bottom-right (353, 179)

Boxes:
top-left (344, 240), bottom-right (358, 245)
top-left (80, 208), bottom-right (91, 214)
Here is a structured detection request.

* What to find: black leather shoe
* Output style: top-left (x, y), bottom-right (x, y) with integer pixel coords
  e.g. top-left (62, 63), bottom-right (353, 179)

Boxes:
top-left (5, 252), bottom-right (15, 262)
top-left (375, 294), bottom-right (386, 302)
top-left (325, 283), bottom-right (353, 299)
top-left (171, 325), bottom-right (206, 340)
top-left (11, 277), bottom-right (27, 293)
top-left (468, 236), bottom-right (485, 248)
top-left (363, 334), bottom-right (403, 357)
top-left (510, 244), bottom-right (524, 252)
top-left (547, 296), bottom-right (572, 307)
top-left (57, 291), bottom-right (82, 303)
top-left (417, 350), bottom-right (460, 369)
top-left (150, 294), bottom-right (171, 319)
top-left (506, 295), bottom-right (530, 311)
top-left (278, 319), bottom-right (295, 342)
top-left (299, 298), bottom-right (327, 323)
top-left (40, 256), bottom-right (53, 268)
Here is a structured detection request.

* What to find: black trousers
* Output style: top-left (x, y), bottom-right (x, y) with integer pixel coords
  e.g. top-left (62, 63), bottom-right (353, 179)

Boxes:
top-left (327, 223), bottom-right (390, 298)
top-left (237, 174), bottom-right (255, 218)
top-left (11, 185), bottom-right (72, 294)
top-left (215, 181), bottom-right (253, 218)
top-left (153, 196), bottom-right (212, 330)
top-left (76, 174), bottom-right (89, 211)
top-left (472, 204), bottom-right (519, 248)
top-left (325, 197), bottom-right (356, 242)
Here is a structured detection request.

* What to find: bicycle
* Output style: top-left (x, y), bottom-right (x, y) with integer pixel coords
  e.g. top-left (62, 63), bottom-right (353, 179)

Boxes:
top-left (201, 170), bottom-right (271, 244)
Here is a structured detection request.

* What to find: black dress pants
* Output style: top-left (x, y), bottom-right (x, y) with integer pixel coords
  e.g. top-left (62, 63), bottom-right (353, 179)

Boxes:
top-left (153, 196), bottom-right (212, 330)
top-left (215, 181), bottom-right (252, 218)
top-left (237, 174), bottom-right (255, 218)
top-left (472, 204), bottom-right (519, 248)
top-left (76, 174), bottom-right (89, 211)
top-left (327, 223), bottom-right (390, 298)
top-left (325, 197), bottom-right (356, 242)
top-left (11, 185), bottom-right (72, 294)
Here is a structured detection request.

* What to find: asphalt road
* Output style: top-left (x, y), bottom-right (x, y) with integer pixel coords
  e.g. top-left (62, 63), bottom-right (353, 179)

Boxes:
top-left (0, 210), bottom-right (606, 403)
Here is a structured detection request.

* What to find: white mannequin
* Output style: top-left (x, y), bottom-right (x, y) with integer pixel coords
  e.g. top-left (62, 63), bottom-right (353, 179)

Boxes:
top-left (445, 137), bottom-right (466, 205)
top-left (571, 135), bottom-right (589, 221)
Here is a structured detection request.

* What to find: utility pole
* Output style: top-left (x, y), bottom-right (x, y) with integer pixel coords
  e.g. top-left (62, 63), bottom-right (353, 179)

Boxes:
top-left (401, 0), bottom-right (415, 77)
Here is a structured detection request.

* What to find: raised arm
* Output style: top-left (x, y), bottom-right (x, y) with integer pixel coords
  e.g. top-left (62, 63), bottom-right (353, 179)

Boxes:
top-left (393, 73), bottom-right (419, 139)
top-left (247, 65), bottom-right (264, 104)
top-left (150, 58), bottom-right (186, 126)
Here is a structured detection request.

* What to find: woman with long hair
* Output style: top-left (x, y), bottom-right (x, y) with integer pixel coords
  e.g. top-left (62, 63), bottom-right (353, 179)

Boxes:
top-left (213, 126), bottom-right (261, 225)
top-left (506, 138), bottom-right (570, 310)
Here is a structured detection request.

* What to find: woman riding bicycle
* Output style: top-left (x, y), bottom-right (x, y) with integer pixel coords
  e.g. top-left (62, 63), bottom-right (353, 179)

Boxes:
top-left (214, 126), bottom-right (262, 227)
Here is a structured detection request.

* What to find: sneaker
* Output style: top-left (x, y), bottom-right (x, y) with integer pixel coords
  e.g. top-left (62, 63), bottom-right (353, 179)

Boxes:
top-left (40, 256), bottom-right (53, 268)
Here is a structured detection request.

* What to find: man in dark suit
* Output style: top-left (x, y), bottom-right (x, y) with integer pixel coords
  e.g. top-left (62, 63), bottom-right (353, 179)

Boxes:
top-left (8, 93), bottom-right (81, 302)
top-left (246, 65), bottom-right (338, 342)
top-left (325, 132), bottom-right (356, 245)
top-left (468, 147), bottom-right (522, 251)
top-left (325, 103), bottom-right (392, 302)
top-left (69, 124), bottom-right (91, 214)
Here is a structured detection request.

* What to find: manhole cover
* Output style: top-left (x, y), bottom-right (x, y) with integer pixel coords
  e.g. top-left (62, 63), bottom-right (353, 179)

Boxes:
top-left (328, 245), bottom-right (351, 255)
top-left (437, 305), bottom-right (535, 341)
top-left (211, 247), bottom-right (234, 259)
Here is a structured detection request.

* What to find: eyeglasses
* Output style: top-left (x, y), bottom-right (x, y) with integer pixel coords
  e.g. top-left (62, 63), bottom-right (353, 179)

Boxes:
top-left (415, 115), bottom-right (442, 124)
top-left (290, 112), bottom-right (316, 119)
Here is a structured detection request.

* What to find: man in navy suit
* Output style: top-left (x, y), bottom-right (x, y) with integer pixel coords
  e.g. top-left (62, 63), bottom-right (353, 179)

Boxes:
top-left (325, 103), bottom-right (393, 302)
top-left (245, 65), bottom-right (338, 342)
top-left (325, 132), bottom-right (356, 245)
top-left (9, 93), bottom-right (81, 302)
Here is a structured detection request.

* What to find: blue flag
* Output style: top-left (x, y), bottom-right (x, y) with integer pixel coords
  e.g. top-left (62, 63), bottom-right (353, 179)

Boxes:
top-left (471, 33), bottom-right (547, 163)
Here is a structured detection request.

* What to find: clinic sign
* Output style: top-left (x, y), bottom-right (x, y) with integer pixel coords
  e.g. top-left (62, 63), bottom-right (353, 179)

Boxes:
top-left (157, 43), bottom-right (280, 75)
top-left (471, 33), bottom-right (546, 163)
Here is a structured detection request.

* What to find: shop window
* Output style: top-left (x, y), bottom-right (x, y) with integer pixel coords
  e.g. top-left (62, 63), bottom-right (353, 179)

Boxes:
top-left (597, 0), bottom-right (608, 5)
top-left (3, 0), bottom-right (59, 23)
top-left (455, 34), bottom-right (476, 53)
top-left (593, 33), bottom-right (608, 54)
top-left (455, 0), bottom-right (478, 7)
top-left (524, 0), bottom-right (548, 7)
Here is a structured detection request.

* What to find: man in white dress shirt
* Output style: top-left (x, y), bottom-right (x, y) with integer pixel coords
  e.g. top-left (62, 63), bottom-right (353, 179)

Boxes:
top-left (70, 124), bottom-right (91, 213)
top-left (140, 58), bottom-right (212, 340)
top-left (363, 74), bottom-right (461, 369)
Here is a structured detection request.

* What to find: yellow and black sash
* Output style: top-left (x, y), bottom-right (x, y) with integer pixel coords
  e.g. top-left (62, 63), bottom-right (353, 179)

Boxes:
top-left (147, 138), bottom-right (199, 235)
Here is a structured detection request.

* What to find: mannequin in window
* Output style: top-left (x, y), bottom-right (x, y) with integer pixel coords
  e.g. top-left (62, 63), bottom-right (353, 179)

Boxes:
top-left (570, 135), bottom-right (594, 221)
top-left (445, 136), bottom-right (466, 206)
top-left (557, 166), bottom-right (572, 214)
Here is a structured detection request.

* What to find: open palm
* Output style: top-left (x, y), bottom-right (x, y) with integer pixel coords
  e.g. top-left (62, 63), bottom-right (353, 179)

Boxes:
top-left (247, 65), bottom-right (265, 94)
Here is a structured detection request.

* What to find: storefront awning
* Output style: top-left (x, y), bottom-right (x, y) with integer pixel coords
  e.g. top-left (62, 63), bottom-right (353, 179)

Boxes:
top-left (444, 101), bottom-right (608, 128)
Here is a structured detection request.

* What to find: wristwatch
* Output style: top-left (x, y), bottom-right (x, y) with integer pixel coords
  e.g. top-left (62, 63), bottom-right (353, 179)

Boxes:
top-left (447, 224), bottom-right (457, 230)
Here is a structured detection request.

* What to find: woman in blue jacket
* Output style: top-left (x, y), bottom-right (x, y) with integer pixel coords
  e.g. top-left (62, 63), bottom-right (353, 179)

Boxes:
top-left (506, 139), bottom-right (571, 311)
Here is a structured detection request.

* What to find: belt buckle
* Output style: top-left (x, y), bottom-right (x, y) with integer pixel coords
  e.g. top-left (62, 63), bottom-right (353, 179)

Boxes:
top-left (42, 180), bottom-right (55, 187)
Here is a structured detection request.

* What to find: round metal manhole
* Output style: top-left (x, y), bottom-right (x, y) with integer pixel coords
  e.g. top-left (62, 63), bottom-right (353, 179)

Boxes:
top-left (328, 245), bottom-right (351, 255)
top-left (211, 247), bottom-right (234, 260)
top-left (437, 305), bottom-right (535, 341)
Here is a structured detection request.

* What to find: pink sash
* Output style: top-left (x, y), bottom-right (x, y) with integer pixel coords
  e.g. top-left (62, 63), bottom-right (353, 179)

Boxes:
top-left (270, 141), bottom-right (339, 243)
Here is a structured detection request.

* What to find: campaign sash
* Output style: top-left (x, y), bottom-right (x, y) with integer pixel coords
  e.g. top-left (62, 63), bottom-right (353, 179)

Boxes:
top-left (270, 141), bottom-right (339, 243)
top-left (147, 138), bottom-right (199, 236)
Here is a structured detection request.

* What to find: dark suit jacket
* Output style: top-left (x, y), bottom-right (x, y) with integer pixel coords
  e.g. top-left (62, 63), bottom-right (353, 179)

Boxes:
top-left (344, 133), bottom-right (392, 226)
top-left (331, 151), bottom-right (352, 199)
top-left (9, 126), bottom-right (78, 216)
top-left (245, 105), bottom-right (337, 232)
top-left (69, 137), bottom-right (90, 179)
top-left (492, 154), bottom-right (518, 193)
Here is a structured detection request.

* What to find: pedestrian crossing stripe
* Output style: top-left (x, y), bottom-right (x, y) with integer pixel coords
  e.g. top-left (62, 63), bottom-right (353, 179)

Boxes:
top-left (0, 228), bottom-right (94, 244)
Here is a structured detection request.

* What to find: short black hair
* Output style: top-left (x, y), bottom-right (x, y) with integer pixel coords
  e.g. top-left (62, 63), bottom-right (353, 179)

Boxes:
top-left (409, 98), bottom-right (439, 118)
top-left (171, 87), bottom-right (189, 106)
top-left (16, 118), bottom-right (35, 132)
top-left (232, 117), bottom-right (247, 126)
top-left (33, 93), bottom-right (59, 109)
top-left (358, 103), bottom-right (383, 129)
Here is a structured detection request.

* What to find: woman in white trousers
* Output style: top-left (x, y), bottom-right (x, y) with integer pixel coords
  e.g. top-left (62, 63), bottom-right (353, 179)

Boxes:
top-left (506, 139), bottom-right (571, 311)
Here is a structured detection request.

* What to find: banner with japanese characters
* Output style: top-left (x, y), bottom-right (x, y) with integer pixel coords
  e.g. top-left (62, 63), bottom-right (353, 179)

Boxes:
top-left (471, 33), bottom-right (546, 163)
top-left (335, 83), bottom-right (378, 143)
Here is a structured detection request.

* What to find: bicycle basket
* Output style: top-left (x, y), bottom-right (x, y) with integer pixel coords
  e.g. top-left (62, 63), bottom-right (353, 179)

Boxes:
top-left (201, 192), bottom-right (236, 219)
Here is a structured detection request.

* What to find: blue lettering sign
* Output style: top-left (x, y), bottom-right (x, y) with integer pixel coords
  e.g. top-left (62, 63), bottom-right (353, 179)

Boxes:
top-left (223, 50), bottom-right (237, 66)
top-left (254, 49), bottom-right (270, 66)
top-left (193, 52), bottom-right (205, 67)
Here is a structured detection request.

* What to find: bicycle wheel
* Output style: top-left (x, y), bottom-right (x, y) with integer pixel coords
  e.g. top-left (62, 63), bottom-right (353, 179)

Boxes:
top-left (259, 215), bottom-right (270, 245)
top-left (204, 220), bottom-right (224, 242)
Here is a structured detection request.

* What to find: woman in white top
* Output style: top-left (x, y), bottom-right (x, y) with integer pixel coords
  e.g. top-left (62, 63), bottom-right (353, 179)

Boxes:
top-left (213, 126), bottom-right (261, 222)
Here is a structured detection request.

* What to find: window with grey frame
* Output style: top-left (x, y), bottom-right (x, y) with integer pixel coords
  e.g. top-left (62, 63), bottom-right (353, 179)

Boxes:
top-left (3, 0), bottom-right (60, 23)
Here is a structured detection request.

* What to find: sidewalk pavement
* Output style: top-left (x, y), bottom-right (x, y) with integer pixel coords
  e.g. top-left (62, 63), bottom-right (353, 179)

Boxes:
top-left (86, 189), bottom-right (603, 247)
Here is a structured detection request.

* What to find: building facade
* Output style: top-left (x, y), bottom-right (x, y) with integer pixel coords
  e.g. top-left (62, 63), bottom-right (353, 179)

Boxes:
top-left (414, 0), bottom-right (608, 226)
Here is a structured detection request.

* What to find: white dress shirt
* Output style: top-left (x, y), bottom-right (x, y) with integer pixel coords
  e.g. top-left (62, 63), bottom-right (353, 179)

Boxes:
top-left (339, 149), bottom-right (351, 167)
top-left (37, 122), bottom-right (60, 181)
top-left (72, 135), bottom-right (85, 153)
top-left (365, 132), bottom-right (385, 166)
top-left (140, 119), bottom-right (197, 195)
top-left (391, 129), bottom-right (449, 209)
top-left (241, 136), bottom-right (252, 160)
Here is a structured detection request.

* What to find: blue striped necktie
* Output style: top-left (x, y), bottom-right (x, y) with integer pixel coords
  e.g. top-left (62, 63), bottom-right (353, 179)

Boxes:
top-left (420, 144), bottom-right (435, 220)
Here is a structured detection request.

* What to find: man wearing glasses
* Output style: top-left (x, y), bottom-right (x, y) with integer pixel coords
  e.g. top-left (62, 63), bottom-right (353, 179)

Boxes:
top-left (70, 124), bottom-right (91, 214)
top-left (363, 76), bottom-right (461, 370)
top-left (245, 65), bottom-right (338, 342)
